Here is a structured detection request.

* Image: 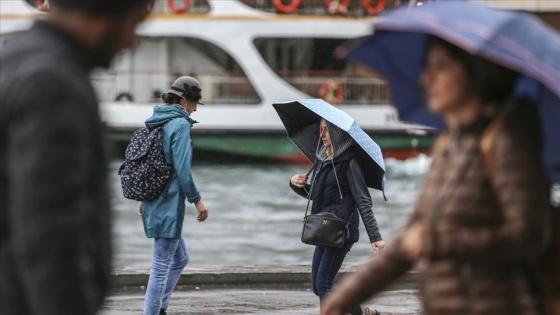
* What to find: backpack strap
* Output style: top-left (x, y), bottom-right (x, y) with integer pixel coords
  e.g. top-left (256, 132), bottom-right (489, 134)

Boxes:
top-left (147, 117), bottom-right (178, 131)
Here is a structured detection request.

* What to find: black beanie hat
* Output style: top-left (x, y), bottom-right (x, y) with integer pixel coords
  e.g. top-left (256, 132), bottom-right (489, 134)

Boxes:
top-left (48, 0), bottom-right (151, 15)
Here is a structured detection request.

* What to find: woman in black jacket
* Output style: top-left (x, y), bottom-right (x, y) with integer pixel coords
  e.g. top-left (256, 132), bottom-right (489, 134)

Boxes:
top-left (290, 118), bottom-right (385, 315)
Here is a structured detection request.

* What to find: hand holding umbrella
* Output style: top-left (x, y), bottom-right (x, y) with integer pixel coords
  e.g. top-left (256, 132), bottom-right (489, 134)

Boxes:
top-left (290, 173), bottom-right (308, 188)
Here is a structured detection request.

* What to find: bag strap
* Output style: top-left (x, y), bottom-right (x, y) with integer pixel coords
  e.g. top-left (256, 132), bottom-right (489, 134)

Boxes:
top-left (303, 159), bottom-right (323, 218)
top-left (303, 159), bottom-right (355, 227)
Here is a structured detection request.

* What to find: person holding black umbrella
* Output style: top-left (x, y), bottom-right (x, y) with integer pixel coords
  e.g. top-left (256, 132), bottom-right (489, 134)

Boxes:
top-left (290, 118), bottom-right (384, 315)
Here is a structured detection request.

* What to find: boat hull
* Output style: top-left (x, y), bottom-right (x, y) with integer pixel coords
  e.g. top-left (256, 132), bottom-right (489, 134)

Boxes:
top-left (109, 128), bottom-right (435, 164)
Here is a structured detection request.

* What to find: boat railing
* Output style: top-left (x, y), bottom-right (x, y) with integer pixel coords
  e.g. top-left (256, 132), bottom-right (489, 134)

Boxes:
top-left (284, 76), bottom-right (391, 105)
top-left (93, 71), bottom-right (260, 104)
top-left (92, 71), bottom-right (391, 105)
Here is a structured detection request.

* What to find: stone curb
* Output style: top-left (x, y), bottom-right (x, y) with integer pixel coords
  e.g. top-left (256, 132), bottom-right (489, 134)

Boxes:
top-left (111, 265), bottom-right (417, 291)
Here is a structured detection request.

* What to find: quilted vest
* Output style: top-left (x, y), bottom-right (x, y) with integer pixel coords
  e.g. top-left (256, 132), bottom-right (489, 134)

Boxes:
top-left (310, 150), bottom-right (360, 243)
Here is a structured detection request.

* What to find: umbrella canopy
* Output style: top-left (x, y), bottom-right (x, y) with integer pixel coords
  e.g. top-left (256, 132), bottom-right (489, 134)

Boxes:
top-left (272, 99), bottom-right (386, 193)
top-left (338, 1), bottom-right (560, 184)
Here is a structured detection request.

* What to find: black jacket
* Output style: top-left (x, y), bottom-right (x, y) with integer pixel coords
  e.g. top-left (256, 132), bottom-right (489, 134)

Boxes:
top-left (291, 151), bottom-right (382, 243)
top-left (0, 21), bottom-right (111, 315)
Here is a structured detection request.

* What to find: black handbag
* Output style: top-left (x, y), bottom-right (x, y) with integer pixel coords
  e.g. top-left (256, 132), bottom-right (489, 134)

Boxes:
top-left (300, 160), bottom-right (354, 248)
top-left (301, 212), bottom-right (351, 248)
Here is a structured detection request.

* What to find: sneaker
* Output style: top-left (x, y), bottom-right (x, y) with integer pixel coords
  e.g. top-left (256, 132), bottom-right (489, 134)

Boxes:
top-left (362, 307), bottom-right (380, 315)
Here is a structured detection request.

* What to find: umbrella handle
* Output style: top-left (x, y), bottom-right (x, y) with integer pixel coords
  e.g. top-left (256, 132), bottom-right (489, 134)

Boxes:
top-left (303, 159), bottom-right (325, 217)
top-left (305, 164), bottom-right (315, 177)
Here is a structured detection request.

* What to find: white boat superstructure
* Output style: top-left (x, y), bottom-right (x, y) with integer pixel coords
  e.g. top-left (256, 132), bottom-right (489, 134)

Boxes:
top-left (1, 0), bottom-right (411, 134)
top-left (2, 0), bottom-right (557, 135)
top-left (99, 0), bottom-right (408, 133)
top-left (102, 13), bottom-right (401, 132)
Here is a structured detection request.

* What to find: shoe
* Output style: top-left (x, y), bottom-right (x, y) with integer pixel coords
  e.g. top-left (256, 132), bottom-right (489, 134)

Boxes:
top-left (159, 309), bottom-right (167, 315)
top-left (362, 307), bottom-right (380, 315)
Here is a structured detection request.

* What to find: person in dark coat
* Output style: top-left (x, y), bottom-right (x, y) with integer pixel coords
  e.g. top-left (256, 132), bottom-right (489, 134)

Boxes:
top-left (321, 37), bottom-right (552, 315)
top-left (290, 118), bottom-right (385, 315)
top-left (0, 1), bottom-right (149, 314)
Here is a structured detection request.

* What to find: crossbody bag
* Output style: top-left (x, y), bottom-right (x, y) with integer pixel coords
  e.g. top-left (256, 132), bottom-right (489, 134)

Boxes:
top-left (301, 159), bottom-right (355, 248)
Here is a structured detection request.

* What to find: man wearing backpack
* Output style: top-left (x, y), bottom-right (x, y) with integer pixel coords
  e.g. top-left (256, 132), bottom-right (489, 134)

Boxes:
top-left (138, 76), bottom-right (209, 315)
top-left (0, 1), bottom-right (149, 314)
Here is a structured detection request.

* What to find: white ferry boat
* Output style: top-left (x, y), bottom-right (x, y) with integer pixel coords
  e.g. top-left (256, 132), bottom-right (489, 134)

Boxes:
top-left (10, 0), bottom-right (557, 162)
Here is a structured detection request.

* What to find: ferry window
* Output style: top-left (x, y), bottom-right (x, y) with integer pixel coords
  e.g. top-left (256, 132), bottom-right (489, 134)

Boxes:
top-left (96, 37), bottom-right (261, 105)
top-left (254, 37), bottom-right (390, 105)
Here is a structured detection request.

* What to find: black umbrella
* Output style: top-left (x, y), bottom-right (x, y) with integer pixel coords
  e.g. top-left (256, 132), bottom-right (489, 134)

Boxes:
top-left (273, 99), bottom-right (386, 194)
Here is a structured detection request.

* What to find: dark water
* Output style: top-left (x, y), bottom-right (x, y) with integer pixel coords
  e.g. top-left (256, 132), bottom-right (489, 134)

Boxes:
top-left (109, 156), bottom-right (432, 267)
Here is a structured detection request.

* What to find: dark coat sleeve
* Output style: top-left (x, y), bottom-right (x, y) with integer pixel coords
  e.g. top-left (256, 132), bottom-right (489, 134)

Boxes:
top-left (347, 159), bottom-right (382, 242)
top-left (290, 181), bottom-right (312, 199)
top-left (6, 69), bottom-right (111, 315)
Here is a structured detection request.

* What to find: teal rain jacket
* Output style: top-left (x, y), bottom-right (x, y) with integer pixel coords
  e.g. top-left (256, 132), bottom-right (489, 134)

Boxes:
top-left (141, 105), bottom-right (201, 238)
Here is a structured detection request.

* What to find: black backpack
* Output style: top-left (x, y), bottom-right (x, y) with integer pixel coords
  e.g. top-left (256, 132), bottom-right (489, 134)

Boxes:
top-left (118, 125), bottom-right (173, 201)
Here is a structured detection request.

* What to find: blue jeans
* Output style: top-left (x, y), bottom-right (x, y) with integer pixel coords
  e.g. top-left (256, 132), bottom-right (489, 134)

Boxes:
top-left (311, 243), bottom-right (353, 300)
top-left (144, 237), bottom-right (189, 315)
top-left (312, 244), bottom-right (363, 315)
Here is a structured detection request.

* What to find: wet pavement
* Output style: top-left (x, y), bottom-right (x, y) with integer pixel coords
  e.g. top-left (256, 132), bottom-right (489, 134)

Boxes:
top-left (101, 287), bottom-right (421, 315)
top-left (101, 265), bottom-right (422, 314)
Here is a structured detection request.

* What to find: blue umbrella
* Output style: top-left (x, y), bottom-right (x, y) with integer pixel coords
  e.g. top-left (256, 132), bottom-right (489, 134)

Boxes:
top-left (272, 99), bottom-right (386, 194)
top-left (338, 1), bottom-right (560, 184)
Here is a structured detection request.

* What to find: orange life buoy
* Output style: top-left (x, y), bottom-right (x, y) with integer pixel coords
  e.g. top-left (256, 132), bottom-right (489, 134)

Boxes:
top-left (363, 0), bottom-right (385, 15)
top-left (325, 0), bottom-right (350, 15)
top-left (318, 80), bottom-right (344, 105)
top-left (167, 0), bottom-right (191, 14)
top-left (272, 0), bottom-right (301, 14)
